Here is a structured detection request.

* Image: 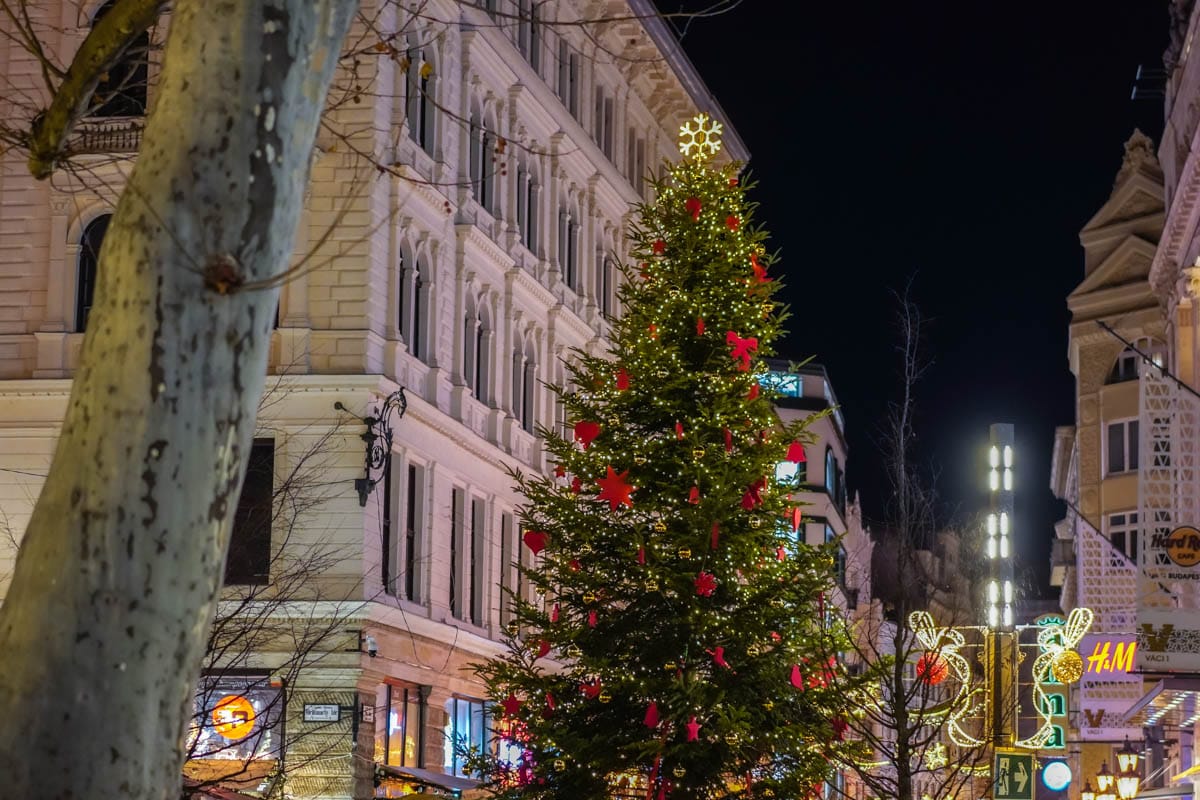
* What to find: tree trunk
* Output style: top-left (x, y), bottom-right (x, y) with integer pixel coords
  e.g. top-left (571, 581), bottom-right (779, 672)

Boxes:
top-left (0, 1), bottom-right (355, 796)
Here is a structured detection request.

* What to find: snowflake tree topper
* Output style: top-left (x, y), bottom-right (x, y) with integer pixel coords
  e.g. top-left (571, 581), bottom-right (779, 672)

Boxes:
top-left (679, 112), bottom-right (723, 161)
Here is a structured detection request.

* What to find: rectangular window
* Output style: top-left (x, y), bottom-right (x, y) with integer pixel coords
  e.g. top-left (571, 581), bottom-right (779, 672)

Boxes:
top-left (444, 697), bottom-right (488, 777)
top-left (557, 40), bottom-right (570, 103)
top-left (602, 98), bottom-right (614, 159)
top-left (634, 138), bottom-right (646, 196)
top-left (225, 438), bottom-right (275, 585)
top-left (1107, 511), bottom-right (1139, 565)
top-left (382, 453), bottom-right (396, 594)
top-left (469, 497), bottom-right (486, 626)
top-left (376, 684), bottom-right (423, 767)
top-left (568, 53), bottom-right (581, 118)
top-left (450, 487), bottom-right (463, 618)
top-left (499, 513), bottom-right (516, 626)
top-left (1106, 419), bottom-right (1139, 475)
top-left (404, 463), bottom-right (424, 602)
top-left (529, 5), bottom-right (540, 72)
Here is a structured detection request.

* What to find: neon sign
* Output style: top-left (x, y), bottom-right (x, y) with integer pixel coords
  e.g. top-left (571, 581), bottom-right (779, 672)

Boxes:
top-left (1086, 639), bottom-right (1137, 675)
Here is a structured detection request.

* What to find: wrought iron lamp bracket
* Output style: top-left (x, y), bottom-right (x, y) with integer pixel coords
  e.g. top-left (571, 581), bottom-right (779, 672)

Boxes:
top-left (334, 387), bottom-right (408, 507)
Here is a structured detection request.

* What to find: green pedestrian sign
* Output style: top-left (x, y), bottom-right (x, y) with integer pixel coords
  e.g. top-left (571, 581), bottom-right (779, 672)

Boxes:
top-left (995, 751), bottom-right (1035, 800)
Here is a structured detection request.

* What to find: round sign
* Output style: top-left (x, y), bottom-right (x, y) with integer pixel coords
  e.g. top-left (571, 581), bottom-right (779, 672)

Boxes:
top-left (211, 694), bottom-right (256, 740)
top-left (1043, 760), bottom-right (1072, 791)
top-left (1165, 526), bottom-right (1200, 567)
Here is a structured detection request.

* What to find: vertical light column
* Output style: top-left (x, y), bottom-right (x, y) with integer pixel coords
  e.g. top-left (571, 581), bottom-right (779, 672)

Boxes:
top-left (986, 423), bottom-right (1016, 630)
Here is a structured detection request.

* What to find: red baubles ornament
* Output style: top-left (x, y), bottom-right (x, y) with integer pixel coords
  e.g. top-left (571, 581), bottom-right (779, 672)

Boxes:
top-left (694, 571), bottom-right (717, 597)
top-left (653, 239), bottom-right (666, 254)
top-left (750, 251), bottom-right (769, 283)
top-left (644, 701), bottom-right (660, 728)
top-left (685, 196), bottom-right (702, 221)
top-left (696, 317), bottom-right (706, 336)
top-left (616, 368), bottom-right (631, 391)
top-left (916, 651), bottom-right (949, 685)
top-left (571, 476), bottom-right (582, 495)
top-left (550, 603), bottom-right (561, 623)
top-left (637, 546), bottom-right (646, 564)
top-left (573, 420), bottom-right (601, 449)
top-left (523, 530), bottom-right (548, 556)
top-left (790, 664), bottom-right (805, 690)
top-left (710, 521), bottom-right (720, 549)
top-left (709, 646), bottom-right (730, 669)
top-left (724, 428), bottom-right (733, 453)
top-left (786, 440), bottom-right (807, 463)
top-left (537, 640), bottom-right (551, 659)
top-left (596, 466), bottom-right (635, 511)
top-left (588, 610), bottom-right (598, 628)
top-left (581, 680), bottom-right (602, 699)
top-left (725, 215), bottom-right (740, 231)
top-left (675, 421), bottom-right (684, 439)
top-left (688, 486), bottom-right (701, 505)
top-left (746, 382), bottom-right (760, 401)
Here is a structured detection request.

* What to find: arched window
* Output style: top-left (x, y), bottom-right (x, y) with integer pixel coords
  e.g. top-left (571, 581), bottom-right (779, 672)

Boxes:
top-left (405, 37), bottom-right (435, 154)
top-left (462, 294), bottom-right (492, 402)
top-left (512, 334), bottom-right (537, 433)
top-left (1107, 337), bottom-right (1165, 384)
top-left (516, 155), bottom-right (540, 256)
top-left (824, 447), bottom-right (837, 496)
top-left (89, 1), bottom-right (148, 117)
top-left (558, 195), bottom-right (578, 291)
top-left (398, 253), bottom-right (430, 363)
top-left (76, 214), bottom-right (111, 332)
top-left (468, 106), bottom-right (495, 216)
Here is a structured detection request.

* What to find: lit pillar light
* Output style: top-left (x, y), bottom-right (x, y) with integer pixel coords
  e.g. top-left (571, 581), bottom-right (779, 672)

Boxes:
top-left (986, 424), bottom-right (1016, 631)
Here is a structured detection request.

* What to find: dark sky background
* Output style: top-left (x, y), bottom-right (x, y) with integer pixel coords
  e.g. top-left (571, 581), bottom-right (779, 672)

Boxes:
top-left (663, 2), bottom-right (1167, 596)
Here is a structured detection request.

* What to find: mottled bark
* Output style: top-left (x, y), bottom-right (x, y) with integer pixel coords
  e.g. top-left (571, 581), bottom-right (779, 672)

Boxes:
top-left (0, 1), bottom-right (356, 797)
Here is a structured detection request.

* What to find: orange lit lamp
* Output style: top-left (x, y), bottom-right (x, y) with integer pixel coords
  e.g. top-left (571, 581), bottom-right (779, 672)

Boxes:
top-left (1116, 738), bottom-right (1142, 800)
top-left (1096, 762), bottom-right (1117, 800)
top-left (1081, 779), bottom-right (1096, 800)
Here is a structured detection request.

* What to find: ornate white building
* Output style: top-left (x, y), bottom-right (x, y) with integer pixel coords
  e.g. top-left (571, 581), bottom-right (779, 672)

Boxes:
top-left (0, 2), bottom-right (746, 797)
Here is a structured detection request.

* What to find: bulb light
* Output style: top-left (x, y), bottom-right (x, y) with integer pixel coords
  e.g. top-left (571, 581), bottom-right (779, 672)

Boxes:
top-left (990, 446), bottom-right (1000, 467)
top-left (1003, 445), bottom-right (1013, 467)
top-left (989, 469), bottom-right (999, 491)
top-left (1003, 468), bottom-right (1013, 491)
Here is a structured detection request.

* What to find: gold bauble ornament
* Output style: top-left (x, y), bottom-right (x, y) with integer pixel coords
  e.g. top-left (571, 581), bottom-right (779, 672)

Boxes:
top-left (582, 592), bottom-right (596, 604)
top-left (749, 515), bottom-right (762, 529)
top-left (598, 691), bottom-right (612, 704)
top-left (1051, 649), bottom-right (1084, 683)
top-left (580, 543), bottom-right (594, 555)
top-left (633, 455), bottom-right (647, 465)
top-left (747, 643), bottom-right (762, 656)
top-left (645, 579), bottom-right (659, 592)
top-left (664, 661), bottom-right (677, 671)
top-left (653, 521), bottom-right (667, 532)
top-left (692, 448), bottom-right (706, 459)
top-left (566, 644), bottom-right (581, 658)
top-left (678, 547), bottom-right (692, 559)
top-left (553, 759), bottom-right (567, 771)
top-left (724, 732), bottom-right (740, 745)
top-left (608, 416), bottom-right (620, 427)
top-left (673, 766), bottom-right (687, 778)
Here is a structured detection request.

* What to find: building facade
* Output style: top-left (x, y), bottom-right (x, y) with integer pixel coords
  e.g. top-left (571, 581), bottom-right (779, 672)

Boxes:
top-left (0, 2), bottom-right (745, 798)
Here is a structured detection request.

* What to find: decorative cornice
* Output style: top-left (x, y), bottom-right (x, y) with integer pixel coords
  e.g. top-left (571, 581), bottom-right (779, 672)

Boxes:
top-left (455, 222), bottom-right (515, 272)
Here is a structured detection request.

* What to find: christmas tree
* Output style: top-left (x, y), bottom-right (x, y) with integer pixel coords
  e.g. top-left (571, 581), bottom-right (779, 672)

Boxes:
top-left (473, 114), bottom-right (855, 800)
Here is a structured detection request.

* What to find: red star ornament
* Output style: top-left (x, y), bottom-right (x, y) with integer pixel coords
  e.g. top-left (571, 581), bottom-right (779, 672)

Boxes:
top-left (573, 420), bottom-right (601, 449)
top-left (686, 715), bottom-right (702, 742)
top-left (709, 646), bottom-right (730, 669)
top-left (750, 252), bottom-right (769, 283)
top-left (501, 693), bottom-right (522, 716)
top-left (746, 382), bottom-right (760, 401)
top-left (685, 196), bottom-right (702, 221)
top-left (694, 571), bottom-right (717, 597)
top-left (581, 680), bottom-right (602, 700)
top-left (725, 215), bottom-right (740, 231)
top-left (554, 463), bottom-right (566, 478)
top-left (571, 476), bottom-right (582, 494)
top-left (596, 466), bottom-right (635, 511)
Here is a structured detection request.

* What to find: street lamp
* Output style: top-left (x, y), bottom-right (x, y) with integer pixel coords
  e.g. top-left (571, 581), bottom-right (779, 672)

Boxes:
top-left (1081, 779), bottom-right (1096, 800)
top-left (1097, 762), bottom-right (1117, 800)
top-left (1116, 738), bottom-right (1142, 800)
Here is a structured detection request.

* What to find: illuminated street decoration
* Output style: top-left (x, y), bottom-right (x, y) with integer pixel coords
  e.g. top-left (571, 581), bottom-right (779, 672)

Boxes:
top-left (910, 611), bottom-right (986, 747)
top-left (1014, 607), bottom-right (1093, 749)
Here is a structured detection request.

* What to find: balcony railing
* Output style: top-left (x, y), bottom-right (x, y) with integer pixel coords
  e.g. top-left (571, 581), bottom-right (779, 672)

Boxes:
top-left (67, 118), bottom-right (144, 156)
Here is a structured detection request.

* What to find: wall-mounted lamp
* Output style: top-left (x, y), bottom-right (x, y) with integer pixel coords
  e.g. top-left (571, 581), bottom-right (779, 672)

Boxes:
top-left (334, 387), bottom-right (408, 507)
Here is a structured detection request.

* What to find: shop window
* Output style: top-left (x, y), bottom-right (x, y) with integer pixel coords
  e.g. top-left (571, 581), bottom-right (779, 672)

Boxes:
top-left (375, 683), bottom-right (423, 767)
top-left (444, 697), bottom-right (488, 777)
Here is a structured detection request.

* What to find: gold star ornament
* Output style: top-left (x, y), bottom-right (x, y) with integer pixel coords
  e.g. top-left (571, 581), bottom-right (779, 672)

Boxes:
top-left (678, 113), bottom-right (723, 160)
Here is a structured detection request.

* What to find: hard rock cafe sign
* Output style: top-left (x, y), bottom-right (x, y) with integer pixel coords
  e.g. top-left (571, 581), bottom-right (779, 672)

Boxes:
top-left (1162, 526), bottom-right (1200, 568)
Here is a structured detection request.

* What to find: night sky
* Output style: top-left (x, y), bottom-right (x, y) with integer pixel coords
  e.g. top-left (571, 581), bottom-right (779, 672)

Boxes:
top-left (663, 2), bottom-right (1167, 595)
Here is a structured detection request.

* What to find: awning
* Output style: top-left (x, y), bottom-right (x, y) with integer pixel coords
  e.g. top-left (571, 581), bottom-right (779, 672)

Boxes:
top-left (1133, 784), bottom-right (1194, 800)
top-left (1121, 678), bottom-right (1200, 727)
top-left (375, 764), bottom-right (480, 795)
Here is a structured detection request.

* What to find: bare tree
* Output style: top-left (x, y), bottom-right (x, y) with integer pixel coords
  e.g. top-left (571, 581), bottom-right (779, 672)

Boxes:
top-left (824, 294), bottom-right (992, 800)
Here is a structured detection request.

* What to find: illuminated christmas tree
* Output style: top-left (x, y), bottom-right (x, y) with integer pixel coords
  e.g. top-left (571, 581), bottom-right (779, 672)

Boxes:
top-left (473, 115), bottom-right (855, 800)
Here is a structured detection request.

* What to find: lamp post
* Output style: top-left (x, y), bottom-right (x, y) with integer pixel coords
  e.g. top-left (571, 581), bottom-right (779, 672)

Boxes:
top-left (1097, 762), bottom-right (1117, 800)
top-left (1081, 779), bottom-right (1096, 800)
top-left (1116, 738), bottom-right (1142, 800)
top-left (986, 424), bottom-right (1016, 749)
